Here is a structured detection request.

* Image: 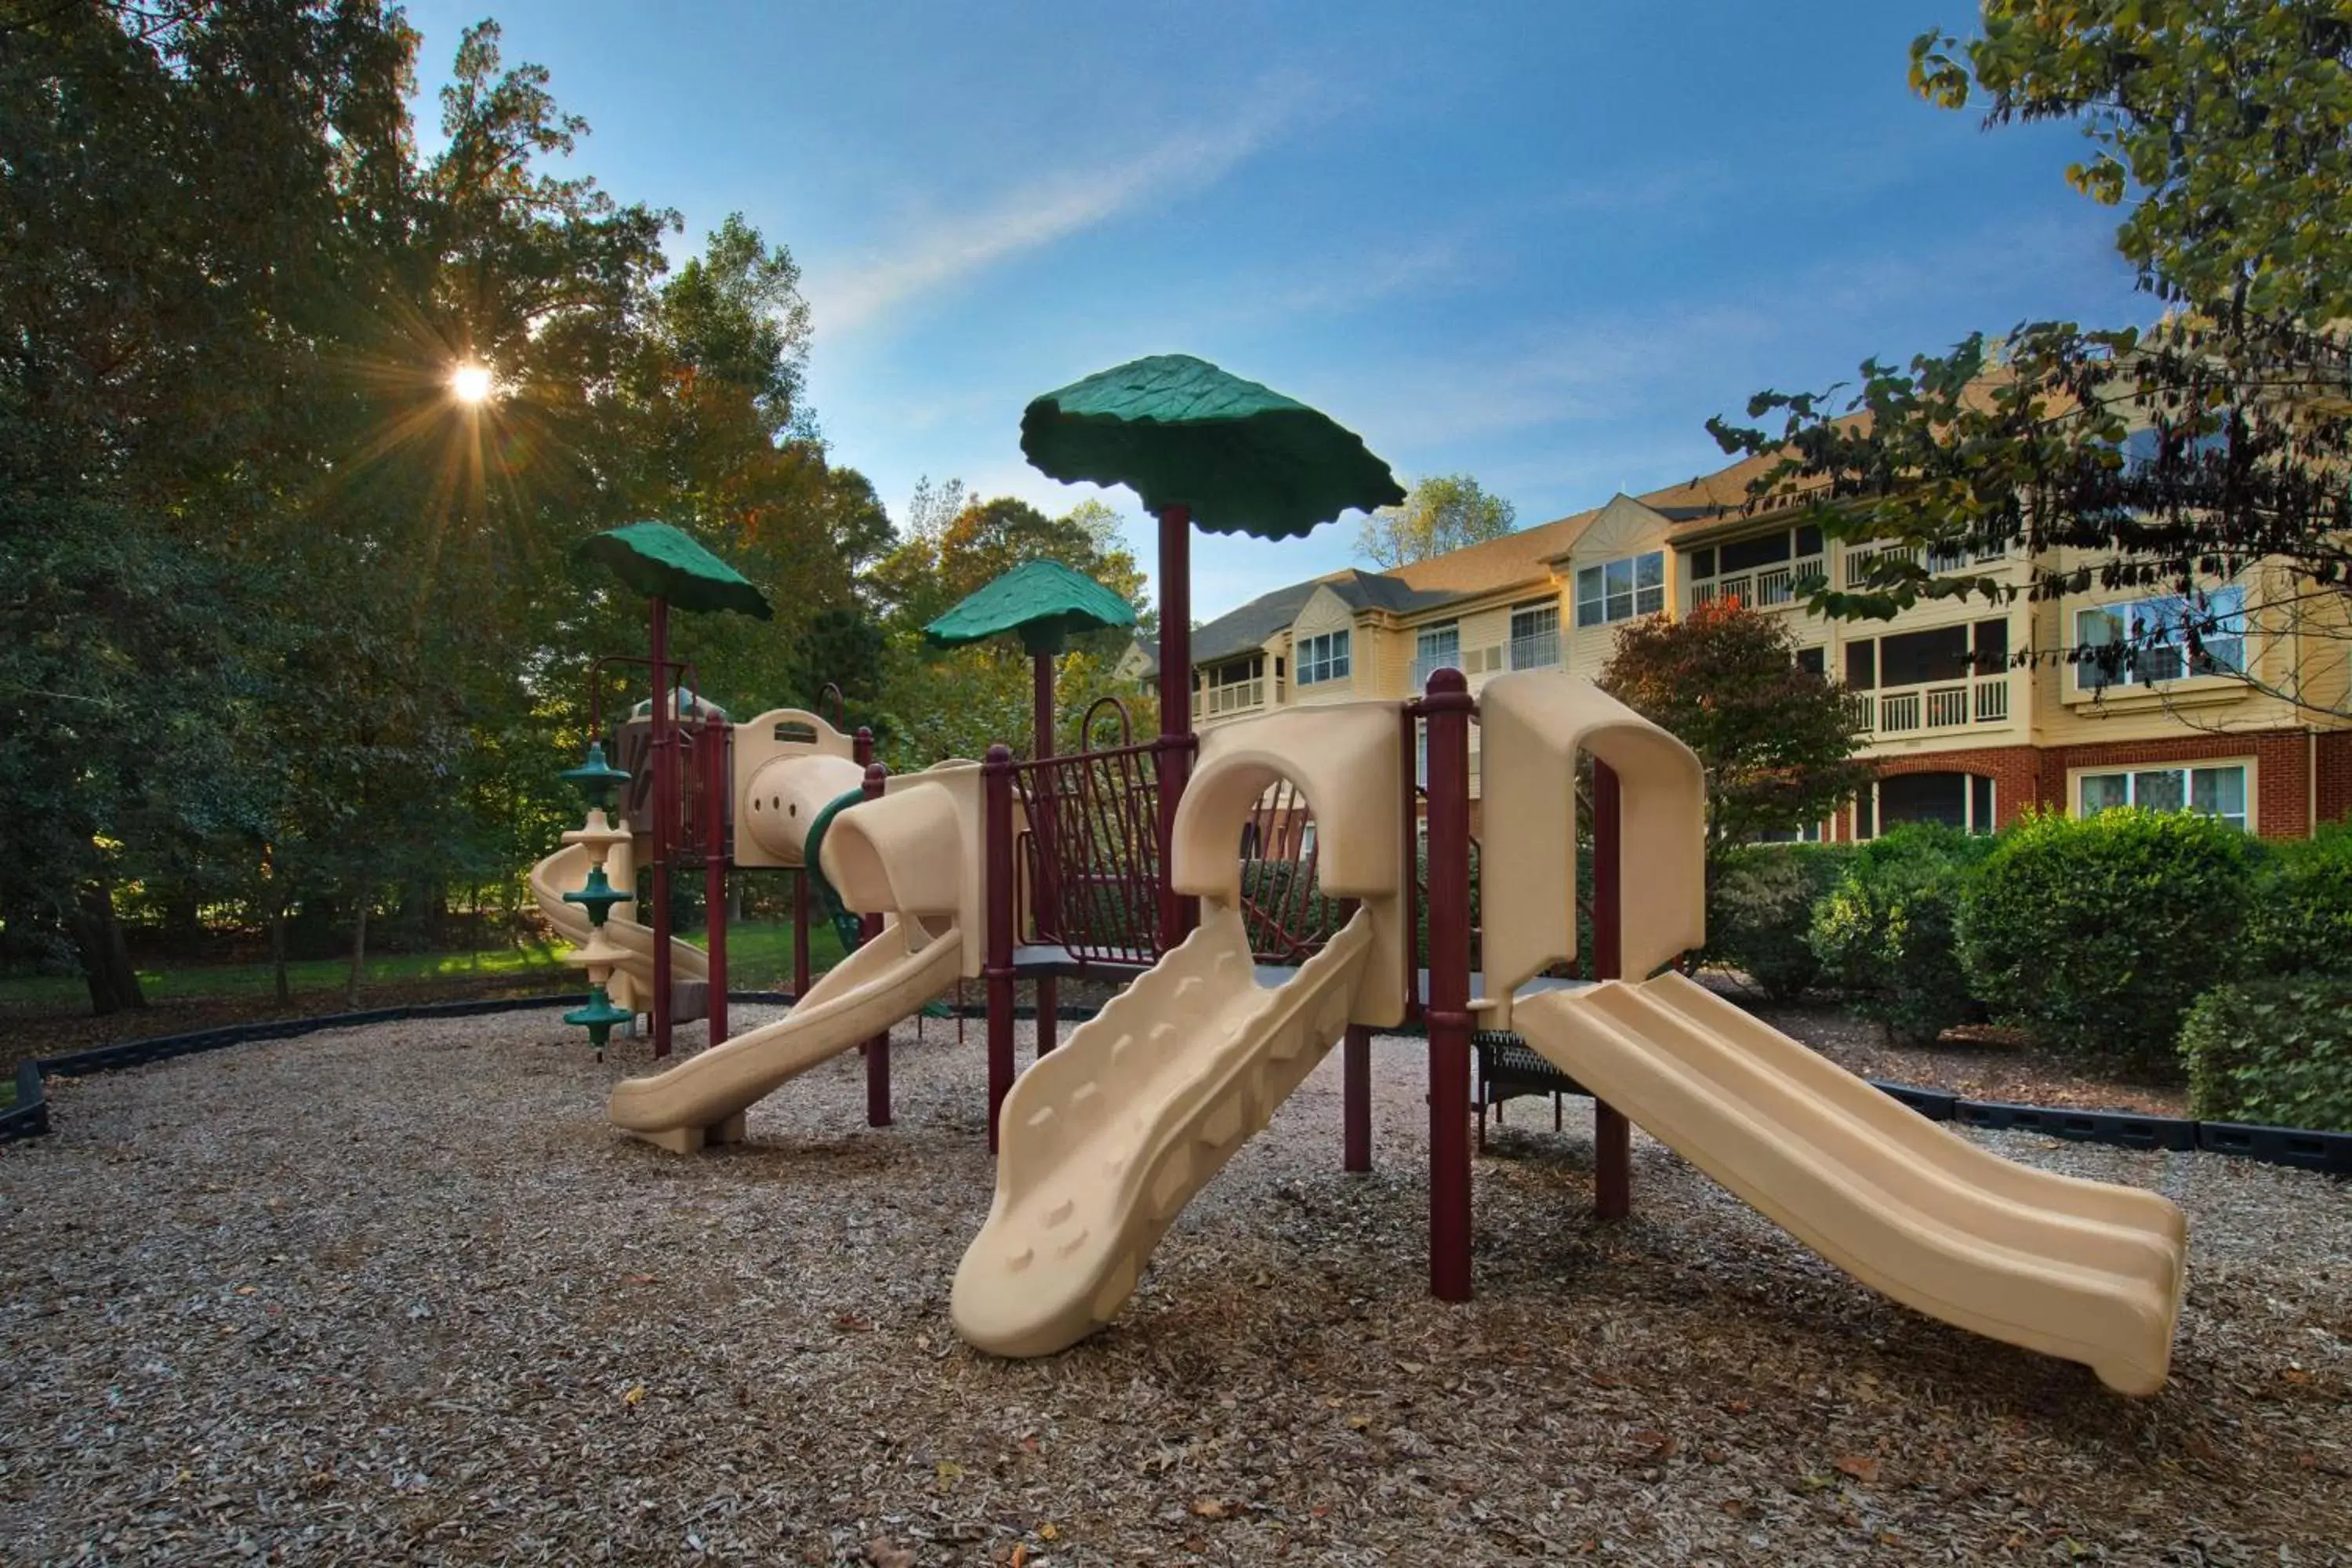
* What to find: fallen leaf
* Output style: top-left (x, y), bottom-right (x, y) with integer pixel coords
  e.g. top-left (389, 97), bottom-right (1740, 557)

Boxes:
top-left (1345, 1414), bottom-right (1374, 1431)
top-left (863, 1537), bottom-right (915, 1568)
top-left (1834, 1454), bottom-right (1881, 1484)
top-left (623, 1385), bottom-right (646, 1406)
top-left (626, 1273), bottom-right (655, 1285)
top-left (1189, 1497), bottom-right (1229, 1519)
top-left (1036, 1522), bottom-right (1058, 1541)
top-left (1008, 1545), bottom-right (1026, 1568)
top-left (2281, 1367), bottom-right (2313, 1385)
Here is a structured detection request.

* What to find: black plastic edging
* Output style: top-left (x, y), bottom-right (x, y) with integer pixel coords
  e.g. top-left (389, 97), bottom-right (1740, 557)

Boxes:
top-left (7, 1001), bottom-right (2348, 1174)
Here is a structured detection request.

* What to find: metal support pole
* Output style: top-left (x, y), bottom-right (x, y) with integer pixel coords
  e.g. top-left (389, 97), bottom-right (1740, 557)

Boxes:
top-left (1032, 652), bottom-right (1058, 1058)
top-left (702, 717), bottom-right (730, 1051)
top-left (982, 744), bottom-right (1017, 1153)
top-left (1421, 668), bottom-right (1475, 1301)
top-left (1154, 503), bottom-right (1198, 952)
top-left (1343, 1023), bottom-right (1372, 1173)
top-left (793, 869), bottom-right (811, 999)
top-left (859, 758), bottom-right (890, 1128)
top-left (648, 596), bottom-right (673, 1059)
top-left (1592, 759), bottom-right (1632, 1219)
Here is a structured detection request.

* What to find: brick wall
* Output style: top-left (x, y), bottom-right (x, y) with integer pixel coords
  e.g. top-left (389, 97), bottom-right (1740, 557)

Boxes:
top-left (2039, 728), bottom-right (2310, 840)
top-left (1834, 728), bottom-right (2334, 839)
top-left (2319, 731), bottom-right (2352, 828)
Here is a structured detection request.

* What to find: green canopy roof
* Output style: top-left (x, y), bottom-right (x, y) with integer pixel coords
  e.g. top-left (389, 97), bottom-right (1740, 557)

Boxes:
top-left (575, 521), bottom-right (773, 619)
top-left (1020, 354), bottom-right (1405, 540)
top-left (924, 558), bottom-right (1138, 656)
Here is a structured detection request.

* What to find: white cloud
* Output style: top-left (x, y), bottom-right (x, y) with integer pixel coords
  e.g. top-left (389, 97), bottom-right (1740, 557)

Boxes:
top-left (812, 89), bottom-right (1312, 335)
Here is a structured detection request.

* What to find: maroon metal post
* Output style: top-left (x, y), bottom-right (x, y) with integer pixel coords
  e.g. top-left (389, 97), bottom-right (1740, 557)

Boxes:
top-left (1154, 503), bottom-right (1198, 952)
top-left (982, 744), bottom-right (1018, 1153)
top-left (1032, 652), bottom-right (1058, 1057)
top-left (859, 759), bottom-right (891, 1127)
top-left (1421, 669), bottom-right (1475, 1301)
top-left (701, 716), bottom-right (731, 1051)
top-left (793, 870), bottom-right (811, 998)
top-left (1592, 759), bottom-right (1632, 1219)
top-left (1343, 1024), bottom-right (1372, 1173)
top-left (648, 596), bottom-right (673, 1059)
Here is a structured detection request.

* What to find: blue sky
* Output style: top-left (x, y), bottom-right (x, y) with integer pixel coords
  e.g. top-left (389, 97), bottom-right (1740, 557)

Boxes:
top-left (402, 1), bottom-right (2147, 618)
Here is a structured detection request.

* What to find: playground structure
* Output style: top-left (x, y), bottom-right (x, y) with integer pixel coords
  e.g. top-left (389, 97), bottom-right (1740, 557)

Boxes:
top-left (535, 357), bottom-right (2188, 1396)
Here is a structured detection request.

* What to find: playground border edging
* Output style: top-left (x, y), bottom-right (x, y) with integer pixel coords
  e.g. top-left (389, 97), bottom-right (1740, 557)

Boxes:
top-left (4, 1000), bottom-right (2348, 1174)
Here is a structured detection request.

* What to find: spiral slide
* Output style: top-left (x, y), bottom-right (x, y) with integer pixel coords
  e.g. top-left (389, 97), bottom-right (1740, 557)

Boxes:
top-left (1509, 972), bottom-right (2187, 1395)
top-left (530, 840), bottom-right (706, 1012)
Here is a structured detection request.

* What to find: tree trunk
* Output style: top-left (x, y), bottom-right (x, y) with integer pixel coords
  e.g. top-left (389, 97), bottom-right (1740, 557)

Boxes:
top-left (270, 898), bottom-right (291, 1004)
top-left (70, 876), bottom-right (145, 1016)
top-left (345, 895), bottom-right (370, 1009)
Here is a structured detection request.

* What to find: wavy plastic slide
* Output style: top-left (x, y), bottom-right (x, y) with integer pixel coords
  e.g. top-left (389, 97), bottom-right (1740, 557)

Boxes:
top-left (605, 915), bottom-right (962, 1152)
top-left (953, 905), bottom-right (1375, 1357)
top-left (531, 840), bottom-right (708, 1007)
top-left (1509, 971), bottom-right (2187, 1395)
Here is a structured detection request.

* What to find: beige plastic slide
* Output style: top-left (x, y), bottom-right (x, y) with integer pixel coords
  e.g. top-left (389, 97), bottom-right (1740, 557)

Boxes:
top-left (953, 904), bottom-right (1375, 1357)
top-left (606, 914), bottom-right (962, 1152)
top-left (531, 840), bottom-right (707, 1011)
top-left (1509, 971), bottom-right (2188, 1396)
top-left (602, 757), bottom-right (987, 1152)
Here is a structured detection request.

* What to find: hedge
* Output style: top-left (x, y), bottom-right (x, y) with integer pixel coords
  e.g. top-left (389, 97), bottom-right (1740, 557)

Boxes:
top-left (1708, 843), bottom-right (1853, 1000)
top-left (2181, 974), bottom-right (2352, 1134)
top-left (1809, 825), bottom-right (1991, 1044)
top-left (1959, 807), bottom-right (2255, 1066)
top-left (2244, 824), bottom-right (2352, 978)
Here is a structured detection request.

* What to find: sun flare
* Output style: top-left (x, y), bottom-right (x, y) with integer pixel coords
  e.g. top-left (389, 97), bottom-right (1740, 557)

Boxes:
top-left (450, 362), bottom-right (495, 405)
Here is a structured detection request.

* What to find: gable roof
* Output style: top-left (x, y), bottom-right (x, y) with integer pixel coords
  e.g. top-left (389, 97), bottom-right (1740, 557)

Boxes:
top-left (1190, 568), bottom-right (1458, 664)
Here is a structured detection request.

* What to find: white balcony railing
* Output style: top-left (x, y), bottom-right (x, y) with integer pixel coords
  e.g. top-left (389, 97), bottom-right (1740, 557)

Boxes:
top-left (1692, 556), bottom-right (1821, 611)
top-left (1846, 675), bottom-right (2013, 737)
top-left (1843, 542), bottom-right (1921, 585)
top-left (1199, 678), bottom-right (1264, 718)
top-left (1508, 629), bottom-right (1561, 670)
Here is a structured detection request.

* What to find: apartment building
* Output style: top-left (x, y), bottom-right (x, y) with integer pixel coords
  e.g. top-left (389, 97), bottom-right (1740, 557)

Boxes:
top-left (1129, 448), bottom-right (2352, 840)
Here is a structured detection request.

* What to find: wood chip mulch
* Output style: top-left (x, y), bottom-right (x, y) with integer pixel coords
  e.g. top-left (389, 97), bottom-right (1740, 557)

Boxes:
top-left (3, 1006), bottom-right (2346, 1564)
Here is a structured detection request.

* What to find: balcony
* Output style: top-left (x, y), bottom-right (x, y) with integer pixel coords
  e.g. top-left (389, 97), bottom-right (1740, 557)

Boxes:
top-left (1846, 674), bottom-right (2012, 738)
top-left (1508, 629), bottom-right (1562, 670)
top-left (1692, 557), bottom-right (1823, 612)
top-left (1847, 539), bottom-right (2008, 583)
top-left (1198, 677), bottom-right (1265, 719)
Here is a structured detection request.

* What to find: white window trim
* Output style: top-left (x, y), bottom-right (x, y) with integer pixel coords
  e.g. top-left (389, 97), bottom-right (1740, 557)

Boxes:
top-left (2070, 585), bottom-right (2249, 694)
top-left (1852, 773), bottom-right (1998, 840)
top-left (2067, 757), bottom-right (2256, 832)
top-left (1296, 628), bottom-right (1352, 687)
top-left (1575, 550), bottom-right (1667, 627)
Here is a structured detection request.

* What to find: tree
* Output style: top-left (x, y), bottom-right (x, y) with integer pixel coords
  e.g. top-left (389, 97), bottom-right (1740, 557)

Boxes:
top-left (1708, 2), bottom-right (2352, 719)
top-left (1356, 474), bottom-right (1516, 568)
top-left (1597, 600), bottom-right (1875, 866)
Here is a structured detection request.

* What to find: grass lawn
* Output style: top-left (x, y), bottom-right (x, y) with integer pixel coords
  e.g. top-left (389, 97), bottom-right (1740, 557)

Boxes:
top-left (0, 919), bottom-right (851, 1011)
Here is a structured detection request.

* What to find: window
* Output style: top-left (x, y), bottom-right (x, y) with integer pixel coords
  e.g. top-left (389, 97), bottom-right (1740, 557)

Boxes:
top-left (2078, 764), bottom-right (2249, 830)
top-left (2074, 586), bottom-right (2246, 689)
top-left (1508, 601), bottom-right (1561, 670)
top-left (1796, 646), bottom-right (1826, 678)
top-left (1753, 821), bottom-right (1826, 844)
top-left (1854, 772), bottom-right (1996, 838)
top-left (1411, 622), bottom-right (1461, 685)
top-left (1297, 630), bottom-right (1350, 685)
top-left (1576, 551), bottom-right (1664, 626)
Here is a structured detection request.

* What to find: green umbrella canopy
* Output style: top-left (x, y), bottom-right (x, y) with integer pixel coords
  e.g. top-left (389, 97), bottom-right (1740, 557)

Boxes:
top-left (924, 558), bottom-right (1138, 656)
top-left (1020, 354), bottom-right (1406, 540)
top-left (575, 521), bottom-right (773, 619)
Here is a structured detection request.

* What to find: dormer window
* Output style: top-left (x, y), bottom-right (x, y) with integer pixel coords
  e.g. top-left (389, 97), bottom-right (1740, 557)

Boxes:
top-left (1576, 552), bottom-right (1664, 626)
top-left (1298, 630), bottom-right (1351, 685)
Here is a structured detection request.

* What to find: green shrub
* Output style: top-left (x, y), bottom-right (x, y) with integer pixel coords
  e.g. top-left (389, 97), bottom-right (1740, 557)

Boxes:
top-left (2180, 974), bottom-right (2352, 1132)
top-left (1809, 825), bottom-right (1991, 1044)
top-left (1958, 807), bottom-right (2254, 1065)
top-left (2245, 824), bottom-right (2352, 977)
top-left (1707, 843), bottom-right (1853, 1000)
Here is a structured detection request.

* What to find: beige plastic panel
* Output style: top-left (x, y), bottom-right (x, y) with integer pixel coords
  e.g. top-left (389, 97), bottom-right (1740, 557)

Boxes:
top-left (1169, 700), bottom-right (1406, 1029)
top-left (731, 708), bottom-right (859, 869)
top-left (953, 906), bottom-right (1374, 1357)
top-left (1510, 972), bottom-right (2186, 1396)
top-left (606, 916), bottom-right (962, 1152)
top-left (1479, 673), bottom-right (1705, 1027)
top-left (740, 753), bottom-right (866, 866)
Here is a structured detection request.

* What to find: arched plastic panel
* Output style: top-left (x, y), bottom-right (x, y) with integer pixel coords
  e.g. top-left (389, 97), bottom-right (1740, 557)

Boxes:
top-left (740, 753), bottom-right (866, 866)
top-left (1479, 672), bottom-right (1705, 1028)
top-left (731, 708), bottom-right (859, 869)
top-left (819, 784), bottom-right (966, 920)
top-left (1170, 701), bottom-right (1407, 1028)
